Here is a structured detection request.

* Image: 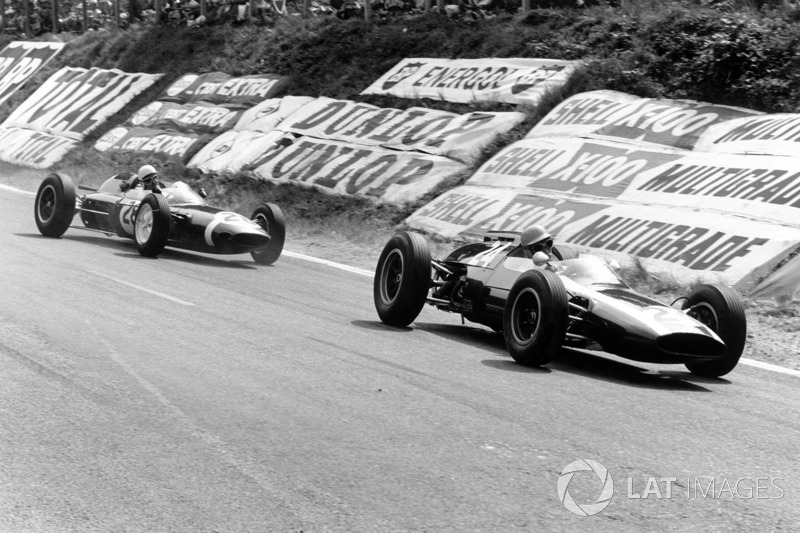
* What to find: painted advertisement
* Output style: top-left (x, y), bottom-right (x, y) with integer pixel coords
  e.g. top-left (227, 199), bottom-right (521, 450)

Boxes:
top-left (188, 130), bottom-right (289, 172)
top-left (2, 67), bottom-right (161, 139)
top-left (160, 72), bottom-right (288, 106)
top-left (278, 96), bottom-right (525, 164)
top-left (0, 67), bottom-right (160, 167)
top-left (361, 57), bottom-right (577, 105)
top-left (127, 100), bottom-right (245, 134)
top-left (0, 127), bottom-right (77, 169)
top-left (407, 185), bottom-right (800, 285)
top-left (0, 41), bottom-right (64, 107)
top-left (247, 136), bottom-right (467, 204)
top-left (94, 126), bottom-right (210, 162)
top-left (234, 96), bottom-right (316, 132)
top-left (694, 113), bottom-right (800, 156)
top-left (527, 90), bottom-right (761, 150)
top-left (467, 135), bottom-right (685, 198)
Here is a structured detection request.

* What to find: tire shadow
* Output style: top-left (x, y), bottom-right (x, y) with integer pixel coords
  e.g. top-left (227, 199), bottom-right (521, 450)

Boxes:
top-left (350, 319), bottom-right (413, 333)
top-left (413, 321), bottom-right (716, 391)
top-left (20, 232), bottom-right (258, 269)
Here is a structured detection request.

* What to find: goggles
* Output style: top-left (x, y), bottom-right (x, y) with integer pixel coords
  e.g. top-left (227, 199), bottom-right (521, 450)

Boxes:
top-left (530, 239), bottom-right (553, 252)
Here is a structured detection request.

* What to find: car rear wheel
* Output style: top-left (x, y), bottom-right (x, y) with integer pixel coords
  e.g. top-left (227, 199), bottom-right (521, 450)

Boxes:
top-left (503, 269), bottom-right (569, 366)
top-left (682, 284), bottom-right (747, 378)
top-left (551, 244), bottom-right (578, 261)
top-left (35, 173), bottom-right (76, 237)
top-left (374, 231), bottom-right (432, 327)
top-left (134, 193), bottom-right (171, 258)
top-left (251, 203), bottom-right (286, 265)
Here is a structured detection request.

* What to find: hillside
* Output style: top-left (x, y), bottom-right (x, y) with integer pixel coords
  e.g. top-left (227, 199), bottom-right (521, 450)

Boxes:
top-left (3, 3), bottom-right (800, 188)
top-left (2, 4), bottom-right (800, 270)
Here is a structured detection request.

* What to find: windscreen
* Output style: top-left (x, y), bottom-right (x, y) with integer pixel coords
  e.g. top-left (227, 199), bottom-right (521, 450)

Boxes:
top-left (554, 256), bottom-right (629, 289)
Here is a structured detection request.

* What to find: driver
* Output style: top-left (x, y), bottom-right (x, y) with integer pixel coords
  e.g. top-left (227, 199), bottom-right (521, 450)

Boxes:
top-left (120, 164), bottom-right (163, 194)
top-left (521, 224), bottom-right (554, 258)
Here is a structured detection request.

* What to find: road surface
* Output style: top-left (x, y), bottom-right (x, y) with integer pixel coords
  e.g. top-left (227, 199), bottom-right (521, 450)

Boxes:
top-left (1, 183), bottom-right (798, 532)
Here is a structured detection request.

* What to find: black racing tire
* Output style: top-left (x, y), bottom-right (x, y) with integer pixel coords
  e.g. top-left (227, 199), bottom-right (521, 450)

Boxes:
top-left (682, 284), bottom-right (747, 378)
top-left (503, 269), bottom-right (569, 366)
top-left (251, 203), bottom-right (286, 265)
top-left (34, 173), bottom-right (76, 237)
top-left (374, 231), bottom-right (432, 327)
top-left (551, 244), bottom-right (578, 261)
top-left (134, 194), bottom-right (171, 258)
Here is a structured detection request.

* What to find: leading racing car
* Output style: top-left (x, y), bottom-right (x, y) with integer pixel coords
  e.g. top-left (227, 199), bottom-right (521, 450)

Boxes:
top-left (373, 230), bottom-right (747, 378)
top-left (34, 172), bottom-right (285, 264)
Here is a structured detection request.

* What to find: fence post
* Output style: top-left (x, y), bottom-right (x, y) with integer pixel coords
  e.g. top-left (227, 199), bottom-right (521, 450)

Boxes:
top-left (1, 0), bottom-right (5, 34)
top-left (154, 0), bottom-right (161, 23)
top-left (522, 0), bottom-right (529, 13)
top-left (114, 0), bottom-right (120, 26)
top-left (364, 0), bottom-right (370, 22)
top-left (52, 0), bottom-right (58, 32)
top-left (436, 0), bottom-right (442, 11)
top-left (83, 0), bottom-right (88, 30)
top-left (303, 0), bottom-right (309, 18)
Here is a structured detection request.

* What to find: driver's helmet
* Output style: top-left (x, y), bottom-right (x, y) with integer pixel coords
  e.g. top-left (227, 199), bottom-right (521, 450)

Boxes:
top-left (137, 164), bottom-right (159, 187)
top-left (521, 225), bottom-right (553, 254)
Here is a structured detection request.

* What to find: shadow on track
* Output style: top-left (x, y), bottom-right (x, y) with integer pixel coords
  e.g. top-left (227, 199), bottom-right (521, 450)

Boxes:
top-left (410, 321), bottom-right (720, 392)
top-left (350, 320), bottom-right (413, 333)
top-left (19, 233), bottom-right (259, 269)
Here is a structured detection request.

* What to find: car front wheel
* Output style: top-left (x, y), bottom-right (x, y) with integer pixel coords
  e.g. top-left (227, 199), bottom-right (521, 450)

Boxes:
top-left (251, 203), bottom-right (286, 265)
top-left (35, 173), bottom-right (76, 237)
top-left (682, 284), bottom-right (747, 378)
top-left (374, 231), bottom-right (432, 328)
top-left (503, 269), bottom-right (569, 366)
top-left (134, 194), bottom-right (171, 258)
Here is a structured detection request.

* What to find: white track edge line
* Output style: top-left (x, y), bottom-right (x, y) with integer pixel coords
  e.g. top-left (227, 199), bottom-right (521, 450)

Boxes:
top-left (88, 269), bottom-right (195, 306)
top-left (739, 358), bottom-right (800, 378)
top-left (0, 183), bottom-right (35, 196)
top-left (283, 250), bottom-right (374, 277)
top-left (7, 184), bottom-right (798, 378)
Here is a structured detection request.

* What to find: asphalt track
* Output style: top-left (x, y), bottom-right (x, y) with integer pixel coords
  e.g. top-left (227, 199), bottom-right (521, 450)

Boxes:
top-left (1, 183), bottom-right (799, 532)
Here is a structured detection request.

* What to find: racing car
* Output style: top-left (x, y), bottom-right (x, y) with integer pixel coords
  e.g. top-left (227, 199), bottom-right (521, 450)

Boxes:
top-left (374, 230), bottom-right (747, 378)
top-left (34, 172), bottom-right (285, 264)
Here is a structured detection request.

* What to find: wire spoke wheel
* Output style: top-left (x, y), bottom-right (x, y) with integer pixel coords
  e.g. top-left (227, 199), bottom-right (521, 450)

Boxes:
top-left (135, 203), bottom-right (154, 244)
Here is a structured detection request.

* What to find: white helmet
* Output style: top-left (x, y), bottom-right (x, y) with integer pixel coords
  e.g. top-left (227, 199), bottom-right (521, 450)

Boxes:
top-left (521, 225), bottom-right (551, 247)
top-left (137, 164), bottom-right (158, 183)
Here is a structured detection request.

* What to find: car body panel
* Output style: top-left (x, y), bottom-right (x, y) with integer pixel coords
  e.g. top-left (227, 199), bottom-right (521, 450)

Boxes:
top-left (76, 175), bottom-right (271, 256)
top-left (432, 235), bottom-right (728, 365)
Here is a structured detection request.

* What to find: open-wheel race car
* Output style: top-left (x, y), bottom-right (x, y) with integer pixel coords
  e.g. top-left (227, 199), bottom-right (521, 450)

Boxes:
top-left (374, 230), bottom-right (747, 378)
top-left (34, 172), bottom-right (285, 264)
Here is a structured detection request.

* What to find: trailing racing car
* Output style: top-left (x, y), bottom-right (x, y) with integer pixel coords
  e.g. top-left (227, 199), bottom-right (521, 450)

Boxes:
top-left (34, 172), bottom-right (285, 264)
top-left (374, 230), bottom-right (747, 378)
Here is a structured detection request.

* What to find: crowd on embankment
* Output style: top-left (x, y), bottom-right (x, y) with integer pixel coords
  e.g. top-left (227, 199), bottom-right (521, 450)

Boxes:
top-left (1, 0), bottom-right (528, 36)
